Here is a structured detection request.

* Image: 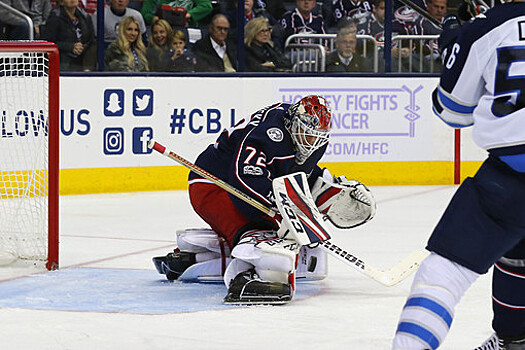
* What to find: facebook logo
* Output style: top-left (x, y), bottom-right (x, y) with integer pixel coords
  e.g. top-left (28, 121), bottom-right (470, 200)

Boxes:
top-left (103, 127), bottom-right (124, 155)
top-left (132, 127), bottom-right (153, 154)
top-left (133, 89), bottom-right (153, 116)
top-left (104, 89), bottom-right (124, 117)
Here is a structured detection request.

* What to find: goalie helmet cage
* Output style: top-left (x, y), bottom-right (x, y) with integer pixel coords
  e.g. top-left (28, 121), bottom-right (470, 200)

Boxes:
top-left (0, 41), bottom-right (59, 270)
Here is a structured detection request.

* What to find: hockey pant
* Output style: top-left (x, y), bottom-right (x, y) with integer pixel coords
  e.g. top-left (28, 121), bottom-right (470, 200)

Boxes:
top-left (188, 180), bottom-right (277, 249)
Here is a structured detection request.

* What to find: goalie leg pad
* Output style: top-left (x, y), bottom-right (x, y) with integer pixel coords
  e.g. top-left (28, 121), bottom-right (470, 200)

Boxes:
top-left (176, 228), bottom-right (230, 256)
top-left (296, 244), bottom-right (328, 281)
top-left (224, 229), bottom-right (300, 287)
top-left (153, 228), bottom-right (230, 281)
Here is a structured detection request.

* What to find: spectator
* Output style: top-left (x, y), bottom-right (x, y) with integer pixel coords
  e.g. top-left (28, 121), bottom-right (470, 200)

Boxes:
top-left (274, 0), bottom-right (327, 49)
top-left (193, 14), bottom-right (237, 72)
top-left (104, 16), bottom-right (149, 71)
top-left (355, 0), bottom-right (387, 70)
top-left (165, 29), bottom-right (197, 72)
top-left (255, 0), bottom-right (286, 20)
top-left (140, 0), bottom-right (212, 27)
top-left (92, 0), bottom-right (147, 44)
top-left (425, 0), bottom-right (447, 23)
top-left (356, 0), bottom-right (413, 72)
top-left (411, 0), bottom-right (446, 72)
top-left (0, 0), bottom-right (51, 39)
top-left (326, 27), bottom-right (368, 72)
top-left (356, 0), bottom-right (383, 38)
top-left (244, 16), bottom-right (291, 72)
top-left (43, 0), bottom-right (96, 71)
top-left (50, 0), bottom-right (96, 15)
top-left (337, 16), bottom-right (357, 33)
top-left (224, 0), bottom-right (275, 28)
top-left (146, 19), bottom-right (173, 71)
top-left (394, 0), bottom-right (445, 72)
top-left (331, 0), bottom-right (373, 28)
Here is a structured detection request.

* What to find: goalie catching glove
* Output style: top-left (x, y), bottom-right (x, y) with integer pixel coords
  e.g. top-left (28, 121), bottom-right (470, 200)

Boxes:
top-left (311, 173), bottom-right (376, 229)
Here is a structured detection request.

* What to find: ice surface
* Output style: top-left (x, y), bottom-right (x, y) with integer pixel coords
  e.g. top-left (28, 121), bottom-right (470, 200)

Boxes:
top-left (0, 186), bottom-right (492, 349)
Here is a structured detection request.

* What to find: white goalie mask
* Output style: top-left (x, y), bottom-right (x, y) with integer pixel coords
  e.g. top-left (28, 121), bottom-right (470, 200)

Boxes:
top-left (285, 95), bottom-right (332, 165)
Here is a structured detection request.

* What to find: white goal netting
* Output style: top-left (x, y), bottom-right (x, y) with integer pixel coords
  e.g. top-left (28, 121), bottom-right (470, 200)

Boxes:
top-left (0, 51), bottom-right (52, 265)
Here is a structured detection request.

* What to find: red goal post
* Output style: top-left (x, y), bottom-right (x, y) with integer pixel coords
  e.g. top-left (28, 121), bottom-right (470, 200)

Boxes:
top-left (0, 41), bottom-right (59, 270)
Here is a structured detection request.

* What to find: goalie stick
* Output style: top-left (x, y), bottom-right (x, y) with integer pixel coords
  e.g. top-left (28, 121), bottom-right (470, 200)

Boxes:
top-left (148, 139), bottom-right (427, 286)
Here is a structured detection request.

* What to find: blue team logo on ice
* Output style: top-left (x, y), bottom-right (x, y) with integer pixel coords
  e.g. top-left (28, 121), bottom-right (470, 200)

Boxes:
top-left (132, 127), bottom-right (153, 154)
top-left (133, 89), bottom-right (153, 116)
top-left (103, 127), bottom-right (124, 155)
top-left (104, 89), bottom-right (124, 117)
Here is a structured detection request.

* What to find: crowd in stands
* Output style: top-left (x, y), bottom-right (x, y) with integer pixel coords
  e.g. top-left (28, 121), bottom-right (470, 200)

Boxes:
top-left (0, 0), bottom-right (450, 73)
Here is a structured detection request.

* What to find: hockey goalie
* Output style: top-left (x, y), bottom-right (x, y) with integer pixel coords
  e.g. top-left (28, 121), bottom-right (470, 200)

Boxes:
top-left (152, 96), bottom-right (376, 304)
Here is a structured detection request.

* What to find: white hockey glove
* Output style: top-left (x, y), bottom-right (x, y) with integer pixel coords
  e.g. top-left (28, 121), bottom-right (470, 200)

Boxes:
top-left (311, 175), bottom-right (376, 229)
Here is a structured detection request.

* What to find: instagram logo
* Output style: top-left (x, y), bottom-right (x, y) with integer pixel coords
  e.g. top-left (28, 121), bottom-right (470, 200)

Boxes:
top-left (103, 127), bottom-right (124, 155)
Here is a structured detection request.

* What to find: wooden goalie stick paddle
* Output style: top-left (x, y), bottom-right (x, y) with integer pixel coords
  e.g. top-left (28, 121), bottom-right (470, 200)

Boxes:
top-left (148, 139), bottom-right (428, 286)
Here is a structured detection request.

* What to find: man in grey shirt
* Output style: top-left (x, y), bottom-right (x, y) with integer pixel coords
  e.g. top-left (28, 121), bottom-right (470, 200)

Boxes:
top-left (92, 0), bottom-right (147, 43)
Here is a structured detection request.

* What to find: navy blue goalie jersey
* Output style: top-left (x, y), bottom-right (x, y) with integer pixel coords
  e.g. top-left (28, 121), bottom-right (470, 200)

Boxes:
top-left (433, 3), bottom-right (525, 153)
top-left (189, 102), bottom-right (325, 219)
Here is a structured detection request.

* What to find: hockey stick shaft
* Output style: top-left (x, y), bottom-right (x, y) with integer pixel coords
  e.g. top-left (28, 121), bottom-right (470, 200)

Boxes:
top-left (148, 140), bottom-right (276, 217)
top-left (149, 139), bottom-right (426, 286)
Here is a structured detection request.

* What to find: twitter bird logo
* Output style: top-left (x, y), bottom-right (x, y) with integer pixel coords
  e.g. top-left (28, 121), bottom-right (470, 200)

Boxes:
top-left (133, 89), bottom-right (153, 116)
top-left (136, 94), bottom-right (150, 111)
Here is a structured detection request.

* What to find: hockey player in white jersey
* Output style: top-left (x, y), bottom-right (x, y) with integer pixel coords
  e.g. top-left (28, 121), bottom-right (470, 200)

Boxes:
top-left (392, 1), bottom-right (525, 349)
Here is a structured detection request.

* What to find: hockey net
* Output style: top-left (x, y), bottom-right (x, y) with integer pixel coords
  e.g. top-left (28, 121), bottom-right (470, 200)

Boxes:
top-left (0, 42), bottom-right (59, 270)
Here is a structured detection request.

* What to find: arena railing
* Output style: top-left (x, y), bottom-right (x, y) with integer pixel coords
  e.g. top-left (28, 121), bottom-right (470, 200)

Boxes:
top-left (0, 1), bottom-right (34, 40)
top-left (284, 33), bottom-right (379, 73)
top-left (391, 35), bottom-right (441, 73)
top-left (286, 43), bottom-right (327, 72)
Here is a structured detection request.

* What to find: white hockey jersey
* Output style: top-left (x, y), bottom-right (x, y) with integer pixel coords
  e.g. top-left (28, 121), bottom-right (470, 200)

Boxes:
top-left (432, 3), bottom-right (525, 154)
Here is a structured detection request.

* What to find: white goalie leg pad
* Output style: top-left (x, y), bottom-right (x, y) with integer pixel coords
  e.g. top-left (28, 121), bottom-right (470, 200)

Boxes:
top-left (172, 228), bottom-right (231, 282)
top-left (178, 257), bottom-right (232, 282)
top-left (223, 229), bottom-right (301, 287)
top-left (296, 245), bottom-right (328, 281)
top-left (393, 252), bottom-right (480, 350)
top-left (176, 228), bottom-right (230, 263)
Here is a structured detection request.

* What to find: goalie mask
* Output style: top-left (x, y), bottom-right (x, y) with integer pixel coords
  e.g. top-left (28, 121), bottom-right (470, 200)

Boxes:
top-left (285, 96), bottom-right (332, 165)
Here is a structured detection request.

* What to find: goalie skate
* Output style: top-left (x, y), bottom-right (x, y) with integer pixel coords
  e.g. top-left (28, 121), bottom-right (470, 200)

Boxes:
top-left (223, 269), bottom-right (292, 305)
top-left (152, 250), bottom-right (196, 281)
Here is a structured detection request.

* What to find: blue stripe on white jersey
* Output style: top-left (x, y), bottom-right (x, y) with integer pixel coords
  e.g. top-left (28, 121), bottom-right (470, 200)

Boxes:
top-left (437, 88), bottom-right (476, 115)
top-left (435, 3), bottom-right (525, 151)
top-left (432, 86), bottom-right (475, 127)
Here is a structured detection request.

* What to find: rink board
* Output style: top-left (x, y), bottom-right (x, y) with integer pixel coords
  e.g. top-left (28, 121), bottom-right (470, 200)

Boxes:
top-left (54, 76), bottom-right (486, 194)
top-left (0, 268), bottom-right (321, 314)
